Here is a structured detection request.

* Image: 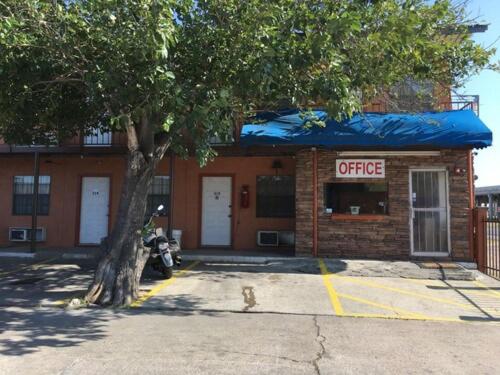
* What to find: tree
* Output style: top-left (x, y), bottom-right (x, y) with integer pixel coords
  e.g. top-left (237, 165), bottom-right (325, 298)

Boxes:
top-left (0, 0), bottom-right (493, 305)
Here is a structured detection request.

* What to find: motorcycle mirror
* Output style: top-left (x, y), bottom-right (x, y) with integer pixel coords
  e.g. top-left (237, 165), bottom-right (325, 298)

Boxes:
top-left (157, 204), bottom-right (164, 212)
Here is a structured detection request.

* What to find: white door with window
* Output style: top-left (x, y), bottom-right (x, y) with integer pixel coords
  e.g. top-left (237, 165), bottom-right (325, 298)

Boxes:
top-left (201, 177), bottom-right (232, 246)
top-left (410, 169), bottom-right (450, 256)
top-left (79, 177), bottom-right (110, 244)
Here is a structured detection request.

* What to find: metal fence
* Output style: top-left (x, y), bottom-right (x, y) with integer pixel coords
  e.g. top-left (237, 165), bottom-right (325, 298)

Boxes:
top-left (474, 208), bottom-right (500, 280)
top-left (484, 219), bottom-right (500, 279)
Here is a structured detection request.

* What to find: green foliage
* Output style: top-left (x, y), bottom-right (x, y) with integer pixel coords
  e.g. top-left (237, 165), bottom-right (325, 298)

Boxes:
top-left (0, 0), bottom-right (494, 161)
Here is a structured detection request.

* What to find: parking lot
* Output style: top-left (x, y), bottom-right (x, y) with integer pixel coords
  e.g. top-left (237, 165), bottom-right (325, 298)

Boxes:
top-left (1, 256), bottom-right (500, 374)
top-left (131, 259), bottom-right (500, 324)
top-left (1, 257), bottom-right (500, 323)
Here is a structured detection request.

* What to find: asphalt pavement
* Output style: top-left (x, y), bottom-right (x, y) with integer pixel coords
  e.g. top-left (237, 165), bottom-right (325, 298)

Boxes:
top-left (1, 257), bottom-right (500, 374)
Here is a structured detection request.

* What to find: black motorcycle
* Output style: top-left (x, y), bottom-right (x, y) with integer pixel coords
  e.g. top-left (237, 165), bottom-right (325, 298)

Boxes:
top-left (143, 205), bottom-right (181, 279)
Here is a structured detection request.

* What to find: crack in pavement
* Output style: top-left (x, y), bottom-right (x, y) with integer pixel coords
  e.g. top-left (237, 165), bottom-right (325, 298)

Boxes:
top-left (216, 349), bottom-right (308, 365)
top-left (312, 315), bottom-right (326, 375)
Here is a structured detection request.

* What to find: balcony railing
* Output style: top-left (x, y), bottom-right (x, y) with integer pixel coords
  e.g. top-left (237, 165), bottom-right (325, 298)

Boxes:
top-left (0, 131), bottom-right (128, 154)
top-left (0, 96), bottom-right (481, 154)
top-left (439, 95), bottom-right (479, 116)
top-left (365, 95), bottom-right (479, 117)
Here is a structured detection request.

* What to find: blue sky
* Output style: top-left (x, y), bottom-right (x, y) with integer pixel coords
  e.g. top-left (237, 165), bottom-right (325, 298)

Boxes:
top-left (463, 0), bottom-right (500, 187)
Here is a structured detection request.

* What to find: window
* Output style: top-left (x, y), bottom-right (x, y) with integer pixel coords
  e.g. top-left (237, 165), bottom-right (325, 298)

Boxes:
top-left (146, 176), bottom-right (170, 216)
top-left (324, 183), bottom-right (388, 215)
top-left (256, 176), bottom-right (295, 218)
top-left (13, 176), bottom-right (51, 215)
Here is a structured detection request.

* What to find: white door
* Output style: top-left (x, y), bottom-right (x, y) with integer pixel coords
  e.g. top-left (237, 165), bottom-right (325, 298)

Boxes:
top-left (79, 177), bottom-right (110, 244)
top-left (201, 177), bottom-right (232, 246)
top-left (410, 169), bottom-right (450, 256)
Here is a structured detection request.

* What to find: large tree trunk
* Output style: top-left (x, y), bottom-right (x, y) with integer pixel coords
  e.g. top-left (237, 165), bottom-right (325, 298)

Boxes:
top-left (85, 147), bottom-right (161, 306)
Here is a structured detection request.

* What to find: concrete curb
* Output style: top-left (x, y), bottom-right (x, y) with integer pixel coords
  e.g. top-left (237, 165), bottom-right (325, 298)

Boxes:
top-left (0, 252), bottom-right (35, 258)
top-left (182, 255), bottom-right (307, 264)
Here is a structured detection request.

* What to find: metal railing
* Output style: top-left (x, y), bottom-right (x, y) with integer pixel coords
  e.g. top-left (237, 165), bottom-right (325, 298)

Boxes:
top-left (474, 208), bottom-right (500, 280)
top-left (439, 95), bottom-right (480, 116)
top-left (484, 218), bottom-right (500, 279)
top-left (0, 132), bottom-right (128, 154)
top-left (366, 95), bottom-right (480, 117)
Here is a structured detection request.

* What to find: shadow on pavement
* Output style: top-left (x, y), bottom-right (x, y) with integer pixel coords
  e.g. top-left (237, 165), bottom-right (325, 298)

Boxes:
top-left (0, 291), bottom-right (222, 357)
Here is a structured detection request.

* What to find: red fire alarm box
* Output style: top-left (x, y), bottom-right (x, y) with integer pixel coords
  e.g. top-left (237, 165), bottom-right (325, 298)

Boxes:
top-left (240, 185), bottom-right (250, 208)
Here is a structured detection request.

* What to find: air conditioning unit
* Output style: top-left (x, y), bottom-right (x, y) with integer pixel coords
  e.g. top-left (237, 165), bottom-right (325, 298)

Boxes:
top-left (9, 227), bottom-right (46, 242)
top-left (278, 231), bottom-right (295, 246)
top-left (257, 231), bottom-right (279, 246)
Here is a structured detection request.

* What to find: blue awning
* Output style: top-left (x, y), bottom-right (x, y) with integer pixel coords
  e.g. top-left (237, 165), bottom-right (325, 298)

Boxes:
top-left (240, 110), bottom-right (492, 149)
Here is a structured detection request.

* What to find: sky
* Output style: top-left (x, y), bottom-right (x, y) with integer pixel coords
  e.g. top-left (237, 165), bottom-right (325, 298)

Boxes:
top-left (462, 0), bottom-right (500, 187)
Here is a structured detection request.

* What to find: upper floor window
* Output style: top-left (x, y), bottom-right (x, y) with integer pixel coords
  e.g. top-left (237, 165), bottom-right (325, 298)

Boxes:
top-left (84, 129), bottom-right (112, 146)
top-left (13, 176), bottom-right (51, 215)
top-left (256, 176), bottom-right (295, 218)
top-left (146, 176), bottom-right (170, 217)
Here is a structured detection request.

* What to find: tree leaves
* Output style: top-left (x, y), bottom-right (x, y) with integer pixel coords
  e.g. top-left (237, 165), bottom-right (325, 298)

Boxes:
top-left (0, 0), bottom-right (494, 163)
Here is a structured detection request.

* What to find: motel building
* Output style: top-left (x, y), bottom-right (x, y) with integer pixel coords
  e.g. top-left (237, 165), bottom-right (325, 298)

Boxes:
top-left (0, 103), bottom-right (493, 261)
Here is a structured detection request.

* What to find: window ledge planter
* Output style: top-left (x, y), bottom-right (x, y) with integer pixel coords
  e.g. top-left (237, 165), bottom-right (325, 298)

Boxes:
top-left (330, 214), bottom-right (388, 221)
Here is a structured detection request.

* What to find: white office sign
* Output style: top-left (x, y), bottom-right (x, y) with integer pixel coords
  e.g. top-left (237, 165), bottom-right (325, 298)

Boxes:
top-left (336, 159), bottom-right (385, 178)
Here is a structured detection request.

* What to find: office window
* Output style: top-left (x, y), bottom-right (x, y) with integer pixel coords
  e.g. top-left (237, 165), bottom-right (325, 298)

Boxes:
top-left (146, 176), bottom-right (170, 216)
top-left (324, 183), bottom-right (388, 215)
top-left (256, 176), bottom-right (295, 218)
top-left (13, 176), bottom-right (51, 215)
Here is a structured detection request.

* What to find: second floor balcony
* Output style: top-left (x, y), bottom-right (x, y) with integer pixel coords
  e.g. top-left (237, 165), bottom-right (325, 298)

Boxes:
top-left (0, 95), bottom-right (481, 155)
top-left (0, 129), bottom-right (128, 154)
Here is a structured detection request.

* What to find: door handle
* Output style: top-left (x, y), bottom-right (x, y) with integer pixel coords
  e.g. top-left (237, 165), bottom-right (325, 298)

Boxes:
top-left (228, 214), bottom-right (232, 218)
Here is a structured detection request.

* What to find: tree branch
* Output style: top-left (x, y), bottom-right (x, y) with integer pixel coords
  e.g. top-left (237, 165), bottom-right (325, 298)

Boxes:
top-left (126, 120), bottom-right (139, 152)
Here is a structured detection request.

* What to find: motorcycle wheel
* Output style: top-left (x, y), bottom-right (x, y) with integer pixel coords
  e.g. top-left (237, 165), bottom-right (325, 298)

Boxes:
top-left (162, 266), bottom-right (173, 279)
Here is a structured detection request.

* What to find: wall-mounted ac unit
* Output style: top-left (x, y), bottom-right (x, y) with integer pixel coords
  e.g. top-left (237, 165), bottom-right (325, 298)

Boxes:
top-left (257, 231), bottom-right (279, 246)
top-left (278, 231), bottom-right (295, 246)
top-left (9, 227), bottom-right (46, 242)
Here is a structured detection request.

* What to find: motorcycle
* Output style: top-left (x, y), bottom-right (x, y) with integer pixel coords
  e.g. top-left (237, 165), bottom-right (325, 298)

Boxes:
top-left (143, 205), bottom-right (181, 279)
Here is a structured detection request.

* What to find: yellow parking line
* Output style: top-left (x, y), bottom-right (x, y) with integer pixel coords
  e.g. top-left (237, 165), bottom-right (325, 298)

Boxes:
top-left (473, 280), bottom-right (500, 298)
top-left (337, 292), bottom-right (429, 319)
top-left (0, 256), bottom-right (59, 277)
top-left (330, 274), bottom-right (482, 312)
top-left (345, 312), bottom-right (463, 323)
top-left (130, 261), bottom-right (199, 308)
top-left (318, 259), bottom-right (344, 316)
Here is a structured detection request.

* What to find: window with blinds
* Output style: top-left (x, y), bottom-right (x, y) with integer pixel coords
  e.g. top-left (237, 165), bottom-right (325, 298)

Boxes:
top-left (13, 176), bottom-right (51, 215)
top-left (146, 176), bottom-right (170, 216)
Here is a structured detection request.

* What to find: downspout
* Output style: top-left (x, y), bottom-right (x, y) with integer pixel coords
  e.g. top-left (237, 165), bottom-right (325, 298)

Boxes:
top-left (30, 151), bottom-right (40, 253)
top-left (467, 150), bottom-right (475, 260)
top-left (312, 148), bottom-right (318, 257)
top-left (168, 152), bottom-right (175, 238)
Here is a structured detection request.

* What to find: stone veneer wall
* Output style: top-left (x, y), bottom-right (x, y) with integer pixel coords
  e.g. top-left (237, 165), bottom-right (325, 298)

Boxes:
top-left (295, 149), bottom-right (472, 260)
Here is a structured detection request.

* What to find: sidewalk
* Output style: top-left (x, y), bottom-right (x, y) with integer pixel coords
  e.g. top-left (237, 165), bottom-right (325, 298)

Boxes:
top-left (0, 246), bottom-right (100, 261)
top-left (0, 246), bottom-right (478, 280)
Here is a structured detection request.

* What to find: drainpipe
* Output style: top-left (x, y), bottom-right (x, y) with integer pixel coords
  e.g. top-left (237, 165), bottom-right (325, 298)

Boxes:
top-left (167, 153), bottom-right (175, 238)
top-left (30, 151), bottom-right (40, 253)
top-left (467, 150), bottom-right (474, 259)
top-left (312, 148), bottom-right (318, 257)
